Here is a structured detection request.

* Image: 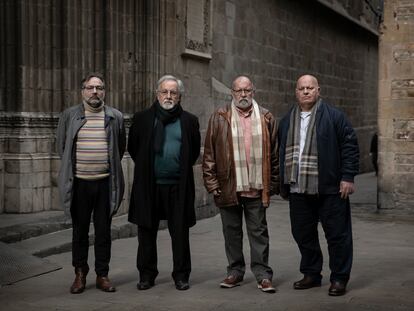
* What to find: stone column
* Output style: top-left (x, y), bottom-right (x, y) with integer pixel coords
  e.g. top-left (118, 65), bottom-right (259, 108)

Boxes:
top-left (378, 0), bottom-right (414, 213)
top-left (0, 0), bottom-right (164, 214)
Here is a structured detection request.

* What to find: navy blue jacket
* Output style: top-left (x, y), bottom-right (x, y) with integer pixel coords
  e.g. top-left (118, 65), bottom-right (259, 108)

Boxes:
top-left (278, 100), bottom-right (359, 196)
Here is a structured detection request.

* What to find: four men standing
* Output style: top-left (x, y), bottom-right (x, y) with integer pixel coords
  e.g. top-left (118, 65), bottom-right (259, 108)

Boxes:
top-left (57, 72), bottom-right (358, 296)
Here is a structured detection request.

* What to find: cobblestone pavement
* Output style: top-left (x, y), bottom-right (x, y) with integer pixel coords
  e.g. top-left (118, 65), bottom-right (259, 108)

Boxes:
top-left (0, 173), bottom-right (413, 310)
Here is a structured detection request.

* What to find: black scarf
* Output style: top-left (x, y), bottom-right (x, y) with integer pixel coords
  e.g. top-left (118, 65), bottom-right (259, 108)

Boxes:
top-left (153, 100), bottom-right (183, 154)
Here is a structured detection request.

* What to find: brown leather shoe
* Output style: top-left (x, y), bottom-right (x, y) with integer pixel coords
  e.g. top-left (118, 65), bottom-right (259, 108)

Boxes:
top-left (328, 280), bottom-right (347, 296)
top-left (258, 279), bottom-right (276, 293)
top-left (96, 276), bottom-right (116, 292)
top-left (220, 275), bottom-right (243, 288)
top-left (70, 267), bottom-right (89, 294)
top-left (293, 275), bottom-right (321, 290)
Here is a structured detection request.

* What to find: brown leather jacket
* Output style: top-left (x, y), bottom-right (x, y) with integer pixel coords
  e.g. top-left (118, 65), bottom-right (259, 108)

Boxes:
top-left (202, 104), bottom-right (279, 208)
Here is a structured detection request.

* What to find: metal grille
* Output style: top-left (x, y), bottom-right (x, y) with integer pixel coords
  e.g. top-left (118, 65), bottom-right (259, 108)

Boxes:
top-left (0, 242), bottom-right (61, 286)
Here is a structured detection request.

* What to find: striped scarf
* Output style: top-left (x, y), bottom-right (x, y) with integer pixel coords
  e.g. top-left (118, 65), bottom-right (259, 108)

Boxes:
top-left (284, 100), bottom-right (320, 194)
top-left (231, 99), bottom-right (263, 192)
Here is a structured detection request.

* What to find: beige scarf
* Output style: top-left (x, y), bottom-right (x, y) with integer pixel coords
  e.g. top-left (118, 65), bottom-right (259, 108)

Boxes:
top-left (231, 99), bottom-right (263, 192)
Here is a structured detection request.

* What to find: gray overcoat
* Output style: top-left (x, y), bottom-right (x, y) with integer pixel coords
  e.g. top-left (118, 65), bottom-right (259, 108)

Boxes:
top-left (56, 104), bottom-right (126, 217)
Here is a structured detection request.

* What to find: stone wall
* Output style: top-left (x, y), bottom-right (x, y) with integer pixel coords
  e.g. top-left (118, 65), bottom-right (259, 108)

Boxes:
top-left (0, 0), bottom-right (381, 214)
top-left (175, 0), bottom-right (379, 169)
top-left (378, 0), bottom-right (414, 214)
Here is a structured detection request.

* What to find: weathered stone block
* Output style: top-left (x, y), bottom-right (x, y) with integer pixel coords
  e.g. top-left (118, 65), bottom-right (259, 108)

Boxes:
top-left (378, 192), bottom-right (396, 210)
top-left (391, 79), bottom-right (414, 99)
top-left (36, 138), bottom-right (53, 153)
top-left (32, 188), bottom-right (45, 212)
top-left (395, 153), bottom-right (414, 165)
top-left (5, 160), bottom-right (33, 174)
top-left (4, 188), bottom-right (33, 213)
top-left (4, 173), bottom-right (33, 188)
top-left (0, 159), bottom-right (4, 214)
top-left (0, 140), bottom-right (5, 155)
top-left (33, 159), bottom-right (51, 173)
top-left (34, 172), bottom-right (52, 188)
top-left (43, 187), bottom-right (52, 211)
top-left (51, 186), bottom-right (61, 211)
top-left (51, 158), bottom-right (61, 174)
top-left (7, 138), bottom-right (36, 154)
top-left (225, 1), bottom-right (235, 19)
top-left (395, 174), bottom-right (414, 194)
top-left (395, 3), bottom-right (414, 23)
top-left (393, 118), bottom-right (414, 141)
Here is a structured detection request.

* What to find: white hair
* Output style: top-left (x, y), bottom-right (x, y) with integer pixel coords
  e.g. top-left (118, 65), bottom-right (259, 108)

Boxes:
top-left (156, 75), bottom-right (184, 94)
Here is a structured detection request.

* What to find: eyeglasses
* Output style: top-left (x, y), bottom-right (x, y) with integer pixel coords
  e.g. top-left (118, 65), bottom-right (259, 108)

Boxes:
top-left (232, 89), bottom-right (253, 95)
top-left (83, 85), bottom-right (105, 91)
top-left (158, 90), bottom-right (179, 97)
top-left (296, 86), bottom-right (316, 92)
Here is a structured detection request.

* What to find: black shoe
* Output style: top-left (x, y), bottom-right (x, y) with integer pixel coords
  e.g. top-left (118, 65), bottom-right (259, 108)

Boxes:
top-left (137, 280), bottom-right (154, 290)
top-left (175, 280), bottom-right (190, 291)
top-left (328, 280), bottom-right (347, 296)
top-left (293, 275), bottom-right (322, 290)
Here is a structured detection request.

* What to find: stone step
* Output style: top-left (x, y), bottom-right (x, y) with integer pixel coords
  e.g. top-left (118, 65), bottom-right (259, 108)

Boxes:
top-left (13, 215), bottom-right (138, 258)
top-left (0, 211), bottom-right (70, 243)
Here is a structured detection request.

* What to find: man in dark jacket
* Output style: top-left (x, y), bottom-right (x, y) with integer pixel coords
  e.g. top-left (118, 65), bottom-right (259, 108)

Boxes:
top-left (278, 74), bottom-right (359, 296)
top-left (203, 76), bottom-right (279, 293)
top-left (56, 73), bottom-right (126, 294)
top-left (128, 75), bottom-right (200, 291)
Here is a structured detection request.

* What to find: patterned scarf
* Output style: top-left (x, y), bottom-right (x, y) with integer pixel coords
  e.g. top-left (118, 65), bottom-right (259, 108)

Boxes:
top-left (231, 99), bottom-right (263, 192)
top-left (284, 100), bottom-right (320, 194)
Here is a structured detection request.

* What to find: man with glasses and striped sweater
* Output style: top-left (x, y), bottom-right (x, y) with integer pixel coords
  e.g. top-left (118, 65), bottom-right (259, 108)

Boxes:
top-left (57, 73), bottom-right (125, 294)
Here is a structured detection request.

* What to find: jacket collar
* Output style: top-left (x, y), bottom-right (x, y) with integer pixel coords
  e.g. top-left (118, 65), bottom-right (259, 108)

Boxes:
top-left (218, 103), bottom-right (272, 123)
top-left (73, 103), bottom-right (114, 119)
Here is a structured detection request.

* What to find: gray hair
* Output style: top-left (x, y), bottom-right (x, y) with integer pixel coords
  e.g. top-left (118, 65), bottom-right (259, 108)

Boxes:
top-left (156, 75), bottom-right (184, 94)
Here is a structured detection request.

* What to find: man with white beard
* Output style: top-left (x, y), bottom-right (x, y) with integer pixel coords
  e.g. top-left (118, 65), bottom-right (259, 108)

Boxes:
top-left (203, 76), bottom-right (279, 293)
top-left (128, 75), bottom-right (200, 291)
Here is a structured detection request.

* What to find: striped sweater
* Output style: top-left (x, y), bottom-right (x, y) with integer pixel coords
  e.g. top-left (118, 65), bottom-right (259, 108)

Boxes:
top-left (75, 108), bottom-right (109, 180)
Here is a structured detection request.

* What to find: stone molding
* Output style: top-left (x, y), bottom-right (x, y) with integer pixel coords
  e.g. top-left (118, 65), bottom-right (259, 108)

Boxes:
top-left (0, 112), bottom-right (133, 133)
top-left (0, 112), bottom-right (59, 130)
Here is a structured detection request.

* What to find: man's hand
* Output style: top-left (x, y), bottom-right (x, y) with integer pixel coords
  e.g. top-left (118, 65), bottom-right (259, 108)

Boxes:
top-left (339, 181), bottom-right (355, 199)
top-left (213, 189), bottom-right (222, 196)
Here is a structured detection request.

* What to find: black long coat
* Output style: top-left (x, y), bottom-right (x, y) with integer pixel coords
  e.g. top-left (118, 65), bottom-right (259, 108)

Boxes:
top-left (127, 103), bottom-right (201, 228)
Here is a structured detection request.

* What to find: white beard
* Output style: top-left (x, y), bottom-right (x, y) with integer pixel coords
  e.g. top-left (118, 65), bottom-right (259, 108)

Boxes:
top-left (235, 98), bottom-right (251, 109)
top-left (160, 100), bottom-right (176, 110)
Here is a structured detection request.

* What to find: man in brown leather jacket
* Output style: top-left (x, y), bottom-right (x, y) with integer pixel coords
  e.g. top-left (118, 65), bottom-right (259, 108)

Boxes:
top-left (202, 76), bottom-right (279, 293)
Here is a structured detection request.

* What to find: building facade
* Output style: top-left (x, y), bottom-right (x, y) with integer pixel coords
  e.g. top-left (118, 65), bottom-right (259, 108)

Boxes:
top-left (0, 0), bottom-right (383, 214)
top-left (378, 0), bottom-right (414, 214)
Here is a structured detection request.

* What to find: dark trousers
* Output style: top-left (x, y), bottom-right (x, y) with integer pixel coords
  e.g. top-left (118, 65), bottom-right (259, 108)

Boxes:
top-left (289, 193), bottom-right (353, 283)
top-left (137, 184), bottom-right (191, 283)
top-left (219, 196), bottom-right (273, 282)
top-left (71, 177), bottom-right (112, 277)
top-left (371, 153), bottom-right (378, 175)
